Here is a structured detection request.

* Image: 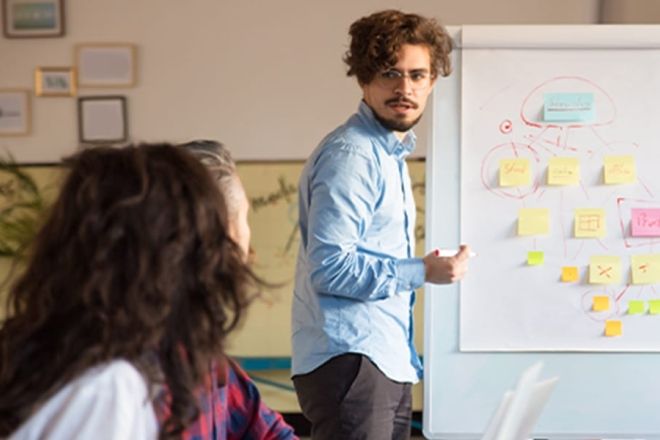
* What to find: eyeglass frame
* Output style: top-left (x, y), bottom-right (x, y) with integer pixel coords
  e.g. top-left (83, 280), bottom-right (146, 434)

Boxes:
top-left (373, 68), bottom-right (434, 92)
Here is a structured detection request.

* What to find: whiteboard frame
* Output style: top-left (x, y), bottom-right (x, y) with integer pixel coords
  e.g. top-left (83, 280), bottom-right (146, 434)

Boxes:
top-left (424, 25), bottom-right (660, 440)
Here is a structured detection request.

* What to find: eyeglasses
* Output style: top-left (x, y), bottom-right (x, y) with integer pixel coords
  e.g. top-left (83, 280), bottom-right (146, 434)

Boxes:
top-left (374, 69), bottom-right (432, 92)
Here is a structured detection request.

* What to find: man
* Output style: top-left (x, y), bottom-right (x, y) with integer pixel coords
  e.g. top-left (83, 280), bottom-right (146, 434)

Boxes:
top-left (291, 10), bottom-right (471, 440)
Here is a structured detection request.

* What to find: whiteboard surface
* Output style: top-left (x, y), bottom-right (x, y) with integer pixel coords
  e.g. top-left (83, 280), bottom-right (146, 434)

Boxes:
top-left (424, 26), bottom-right (660, 439)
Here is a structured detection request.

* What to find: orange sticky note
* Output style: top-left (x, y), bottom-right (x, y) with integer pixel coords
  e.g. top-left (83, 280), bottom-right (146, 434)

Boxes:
top-left (605, 320), bottom-right (622, 337)
top-left (561, 266), bottom-right (579, 282)
top-left (592, 295), bottom-right (610, 312)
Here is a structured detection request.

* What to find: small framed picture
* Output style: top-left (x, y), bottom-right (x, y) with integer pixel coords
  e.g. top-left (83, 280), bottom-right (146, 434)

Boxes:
top-left (2, 0), bottom-right (65, 38)
top-left (0, 89), bottom-right (30, 136)
top-left (78, 96), bottom-right (127, 144)
top-left (35, 67), bottom-right (76, 97)
top-left (75, 44), bottom-right (137, 88)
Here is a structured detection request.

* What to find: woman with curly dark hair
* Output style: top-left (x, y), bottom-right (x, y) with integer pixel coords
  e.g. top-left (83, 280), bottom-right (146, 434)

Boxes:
top-left (0, 144), bottom-right (274, 439)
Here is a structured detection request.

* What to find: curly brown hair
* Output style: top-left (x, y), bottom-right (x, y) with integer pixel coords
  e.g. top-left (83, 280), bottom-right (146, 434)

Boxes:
top-left (343, 9), bottom-right (453, 85)
top-left (0, 144), bottom-right (258, 438)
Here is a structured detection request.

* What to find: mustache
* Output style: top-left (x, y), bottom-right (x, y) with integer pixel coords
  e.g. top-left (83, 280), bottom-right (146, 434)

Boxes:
top-left (385, 97), bottom-right (418, 109)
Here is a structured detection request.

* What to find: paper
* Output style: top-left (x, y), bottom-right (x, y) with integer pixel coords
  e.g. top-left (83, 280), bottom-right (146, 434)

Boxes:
top-left (592, 295), bottom-right (610, 312)
top-left (547, 157), bottom-right (580, 185)
top-left (628, 300), bottom-right (645, 315)
top-left (630, 254), bottom-right (660, 284)
top-left (574, 208), bottom-right (606, 238)
top-left (527, 251), bottom-right (544, 265)
top-left (605, 320), bottom-right (622, 337)
top-left (630, 208), bottom-right (660, 237)
top-left (561, 266), bottom-right (579, 282)
top-left (604, 155), bottom-right (636, 184)
top-left (481, 362), bottom-right (558, 440)
top-left (518, 208), bottom-right (549, 236)
top-left (543, 92), bottom-right (595, 122)
top-left (649, 299), bottom-right (660, 315)
top-left (500, 159), bottom-right (531, 187)
top-left (589, 256), bottom-right (621, 284)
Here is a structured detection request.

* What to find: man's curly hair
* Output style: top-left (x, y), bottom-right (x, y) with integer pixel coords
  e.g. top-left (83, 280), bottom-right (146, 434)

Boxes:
top-left (344, 10), bottom-right (453, 85)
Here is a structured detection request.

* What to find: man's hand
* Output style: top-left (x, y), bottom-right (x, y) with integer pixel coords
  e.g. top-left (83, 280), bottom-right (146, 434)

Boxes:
top-left (423, 244), bottom-right (471, 284)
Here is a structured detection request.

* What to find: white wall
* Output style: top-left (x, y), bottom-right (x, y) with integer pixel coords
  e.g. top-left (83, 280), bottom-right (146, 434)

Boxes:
top-left (0, 0), bottom-right (599, 163)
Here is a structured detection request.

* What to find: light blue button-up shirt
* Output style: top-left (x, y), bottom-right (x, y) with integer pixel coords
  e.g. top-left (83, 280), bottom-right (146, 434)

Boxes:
top-left (291, 101), bottom-right (425, 383)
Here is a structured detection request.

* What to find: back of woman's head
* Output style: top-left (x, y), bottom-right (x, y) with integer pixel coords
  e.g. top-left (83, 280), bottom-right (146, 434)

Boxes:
top-left (0, 143), bottom-right (255, 437)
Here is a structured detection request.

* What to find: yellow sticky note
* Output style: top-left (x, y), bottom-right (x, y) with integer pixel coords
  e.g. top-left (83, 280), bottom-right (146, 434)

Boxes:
top-left (575, 208), bottom-right (606, 238)
top-left (548, 157), bottom-right (580, 185)
top-left (604, 155), bottom-right (636, 184)
top-left (561, 266), bottom-right (579, 282)
top-left (589, 256), bottom-right (622, 284)
top-left (628, 300), bottom-right (645, 315)
top-left (631, 254), bottom-right (660, 284)
top-left (592, 295), bottom-right (610, 311)
top-left (500, 159), bottom-right (530, 187)
top-left (605, 320), bottom-right (622, 337)
top-left (518, 208), bottom-right (549, 236)
top-left (649, 299), bottom-right (660, 315)
top-left (527, 251), bottom-right (544, 265)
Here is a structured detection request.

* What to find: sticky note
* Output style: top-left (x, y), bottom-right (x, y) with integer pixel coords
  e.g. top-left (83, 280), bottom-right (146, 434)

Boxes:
top-left (561, 266), bottom-right (579, 282)
top-left (592, 295), bottom-right (610, 311)
top-left (604, 155), bottom-right (636, 184)
top-left (518, 208), bottom-right (549, 236)
top-left (527, 251), bottom-right (544, 265)
top-left (631, 208), bottom-right (660, 237)
top-left (604, 320), bottom-right (622, 337)
top-left (575, 209), bottom-right (606, 238)
top-left (543, 92), bottom-right (595, 122)
top-left (631, 254), bottom-right (660, 284)
top-left (547, 157), bottom-right (580, 185)
top-left (589, 256), bottom-right (621, 284)
top-left (500, 159), bottom-right (530, 187)
top-left (628, 300), bottom-right (645, 315)
top-left (649, 300), bottom-right (660, 315)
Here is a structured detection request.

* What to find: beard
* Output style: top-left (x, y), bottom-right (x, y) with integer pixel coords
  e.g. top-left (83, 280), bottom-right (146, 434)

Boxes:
top-left (372, 97), bottom-right (423, 132)
top-left (373, 111), bottom-right (423, 132)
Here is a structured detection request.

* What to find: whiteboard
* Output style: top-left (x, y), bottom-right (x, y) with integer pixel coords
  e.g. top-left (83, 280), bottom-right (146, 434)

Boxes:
top-left (425, 25), bottom-right (660, 439)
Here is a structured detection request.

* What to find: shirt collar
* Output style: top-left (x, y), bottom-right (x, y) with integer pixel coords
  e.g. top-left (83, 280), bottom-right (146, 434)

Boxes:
top-left (357, 100), bottom-right (416, 159)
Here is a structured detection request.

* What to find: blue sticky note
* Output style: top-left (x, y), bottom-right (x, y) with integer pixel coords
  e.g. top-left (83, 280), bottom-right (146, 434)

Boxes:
top-left (543, 92), bottom-right (595, 122)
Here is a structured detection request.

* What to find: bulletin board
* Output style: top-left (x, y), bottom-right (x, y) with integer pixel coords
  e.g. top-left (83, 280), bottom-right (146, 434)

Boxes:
top-left (424, 25), bottom-right (660, 439)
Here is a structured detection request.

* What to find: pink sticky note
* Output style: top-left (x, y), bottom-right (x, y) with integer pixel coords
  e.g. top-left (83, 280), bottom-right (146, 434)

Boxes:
top-left (631, 208), bottom-right (660, 237)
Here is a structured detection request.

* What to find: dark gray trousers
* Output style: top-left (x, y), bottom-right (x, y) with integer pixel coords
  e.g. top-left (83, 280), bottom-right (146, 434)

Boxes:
top-left (293, 353), bottom-right (412, 440)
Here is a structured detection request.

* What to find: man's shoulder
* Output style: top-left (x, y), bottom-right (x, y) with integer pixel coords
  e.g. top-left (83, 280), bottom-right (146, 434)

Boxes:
top-left (317, 122), bottom-right (377, 161)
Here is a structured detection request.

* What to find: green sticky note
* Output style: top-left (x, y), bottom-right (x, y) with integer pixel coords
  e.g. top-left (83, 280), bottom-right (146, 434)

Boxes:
top-left (649, 299), bottom-right (660, 315)
top-left (628, 300), bottom-right (645, 315)
top-left (544, 92), bottom-right (595, 122)
top-left (528, 251), bottom-right (544, 265)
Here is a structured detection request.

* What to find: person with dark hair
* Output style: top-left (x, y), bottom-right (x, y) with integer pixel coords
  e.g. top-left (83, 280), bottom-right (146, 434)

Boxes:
top-left (0, 143), bottom-right (294, 439)
top-left (292, 10), bottom-right (472, 439)
top-left (177, 139), bottom-right (296, 439)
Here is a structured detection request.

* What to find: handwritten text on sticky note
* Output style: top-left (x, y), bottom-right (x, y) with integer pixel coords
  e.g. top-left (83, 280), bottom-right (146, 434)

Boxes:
top-left (631, 208), bottom-right (660, 237)
top-left (548, 157), bottom-right (580, 185)
top-left (631, 254), bottom-right (660, 284)
top-left (589, 255), bottom-right (621, 284)
top-left (604, 155), bottom-right (636, 184)
top-left (500, 159), bottom-right (530, 187)
top-left (575, 208), bottom-right (606, 238)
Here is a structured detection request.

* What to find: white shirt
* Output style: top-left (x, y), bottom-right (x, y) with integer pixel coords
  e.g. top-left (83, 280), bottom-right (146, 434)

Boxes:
top-left (10, 360), bottom-right (158, 440)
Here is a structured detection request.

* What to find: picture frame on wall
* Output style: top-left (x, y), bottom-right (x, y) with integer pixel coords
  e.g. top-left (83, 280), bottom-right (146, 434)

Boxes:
top-left (35, 67), bottom-right (76, 96)
top-left (0, 89), bottom-right (30, 136)
top-left (75, 44), bottom-right (136, 88)
top-left (78, 96), bottom-right (127, 144)
top-left (2, 0), bottom-right (65, 38)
